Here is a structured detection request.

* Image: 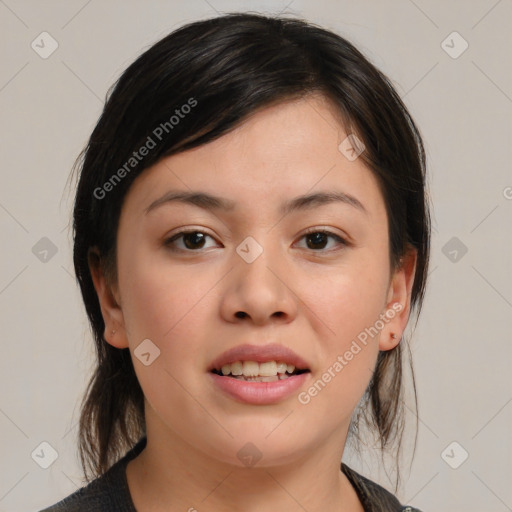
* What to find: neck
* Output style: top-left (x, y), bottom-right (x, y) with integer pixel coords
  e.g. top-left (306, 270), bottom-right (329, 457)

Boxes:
top-left (126, 417), bottom-right (363, 512)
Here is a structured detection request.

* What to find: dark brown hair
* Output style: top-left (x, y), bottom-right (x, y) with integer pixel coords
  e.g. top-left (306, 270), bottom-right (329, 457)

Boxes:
top-left (70, 12), bottom-right (430, 483)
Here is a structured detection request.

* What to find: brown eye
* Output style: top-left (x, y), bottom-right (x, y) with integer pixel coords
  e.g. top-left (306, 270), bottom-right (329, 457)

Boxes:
top-left (306, 232), bottom-right (328, 250)
top-left (183, 232), bottom-right (206, 249)
top-left (297, 230), bottom-right (347, 251)
top-left (165, 231), bottom-right (217, 251)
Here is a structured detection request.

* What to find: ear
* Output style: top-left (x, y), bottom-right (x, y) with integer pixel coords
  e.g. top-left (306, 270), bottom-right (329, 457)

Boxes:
top-left (379, 246), bottom-right (417, 351)
top-left (88, 246), bottom-right (129, 349)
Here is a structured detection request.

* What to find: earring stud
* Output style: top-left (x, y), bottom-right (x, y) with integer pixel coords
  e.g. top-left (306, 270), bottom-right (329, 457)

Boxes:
top-left (391, 333), bottom-right (397, 339)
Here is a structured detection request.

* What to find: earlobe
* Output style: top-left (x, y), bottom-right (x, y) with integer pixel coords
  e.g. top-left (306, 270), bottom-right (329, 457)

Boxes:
top-left (379, 312), bottom-right (403, 351)
top-left (88, 247), bottom-right (129, 349)
top-left (379, 247), bottom-right (417, 351)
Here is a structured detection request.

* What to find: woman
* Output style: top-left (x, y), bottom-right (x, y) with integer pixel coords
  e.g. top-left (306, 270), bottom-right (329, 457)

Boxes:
top-left (42, 12), bottom-right (429, 511)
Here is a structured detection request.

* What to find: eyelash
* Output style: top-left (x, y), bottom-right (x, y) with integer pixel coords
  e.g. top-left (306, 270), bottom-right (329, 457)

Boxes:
top-left (164, 228), bottom-right (348, 253)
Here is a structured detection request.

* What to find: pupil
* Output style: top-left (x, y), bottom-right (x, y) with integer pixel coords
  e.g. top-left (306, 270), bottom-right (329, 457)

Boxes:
top-left (307, 232), bottom-right (327, 249)
top-left (184, 232), bottom-right (205, 249)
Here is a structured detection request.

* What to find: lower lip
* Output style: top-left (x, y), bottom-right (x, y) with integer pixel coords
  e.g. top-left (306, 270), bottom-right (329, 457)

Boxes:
top-left (208, 372), bottom-right (309, 405)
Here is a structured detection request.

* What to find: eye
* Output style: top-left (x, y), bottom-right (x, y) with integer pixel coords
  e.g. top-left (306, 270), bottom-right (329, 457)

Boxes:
top-left (295, 229), bottom-right (348, 251)
top-left (164, 230), bottom-right (219, 251)
top-left (164, 228), bottom-right (348, 253)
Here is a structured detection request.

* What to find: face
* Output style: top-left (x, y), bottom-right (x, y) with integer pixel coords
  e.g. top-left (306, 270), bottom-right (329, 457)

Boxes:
top-left (92, 94), bottom-right (415, 468)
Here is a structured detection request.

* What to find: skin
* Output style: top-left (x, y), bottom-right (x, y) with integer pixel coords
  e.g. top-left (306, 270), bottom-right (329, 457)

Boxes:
top-left (90, 93), bottom-right (417, 512)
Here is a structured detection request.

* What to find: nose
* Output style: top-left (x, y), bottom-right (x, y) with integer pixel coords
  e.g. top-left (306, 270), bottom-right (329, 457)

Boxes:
top-left (219, 242), bottom-right (298, 326)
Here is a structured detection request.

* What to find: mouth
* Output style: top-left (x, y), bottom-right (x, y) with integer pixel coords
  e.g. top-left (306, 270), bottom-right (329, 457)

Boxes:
top-left (210, 360), bottom-right (310, 382)
top-left (207, 344), bottom-right (311, 404)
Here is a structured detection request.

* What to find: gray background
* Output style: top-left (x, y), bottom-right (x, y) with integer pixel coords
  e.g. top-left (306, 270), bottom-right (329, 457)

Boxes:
top-left (1, 1), bottom-right (511, 510)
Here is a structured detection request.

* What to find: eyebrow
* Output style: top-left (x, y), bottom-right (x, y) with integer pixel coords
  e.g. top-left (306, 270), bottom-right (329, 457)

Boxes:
top-left (144, 190), bottom-right (368, 216)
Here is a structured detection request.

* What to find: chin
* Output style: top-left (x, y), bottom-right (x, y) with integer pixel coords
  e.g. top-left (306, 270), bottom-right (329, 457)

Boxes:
top-left (197, 426), bottom-right (312, 469)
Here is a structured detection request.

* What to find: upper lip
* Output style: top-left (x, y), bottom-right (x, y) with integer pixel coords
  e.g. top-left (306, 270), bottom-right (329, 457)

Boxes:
top-left (208, 343), bottom-right (310, 372)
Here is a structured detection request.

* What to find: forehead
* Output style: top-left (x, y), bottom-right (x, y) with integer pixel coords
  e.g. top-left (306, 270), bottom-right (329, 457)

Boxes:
top-left (120, 94), bottom-right (386, 223)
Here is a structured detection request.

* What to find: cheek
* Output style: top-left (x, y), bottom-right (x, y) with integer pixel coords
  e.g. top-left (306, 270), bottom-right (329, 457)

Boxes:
top-left (298, 255), bottom-right (390, 341)
top-left (296, 256), bottom-right (389, 404)
top-left (118, 242), bottom-right (201, 338)
top-left (118, 245), bottom-right (220, 387)
top-left (119, 254), bottom-right (212, 420)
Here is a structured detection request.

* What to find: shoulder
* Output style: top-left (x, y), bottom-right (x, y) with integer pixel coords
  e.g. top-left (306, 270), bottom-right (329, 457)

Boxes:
top-left (39, 437), bottom-right (147, 512)
top-left (341, 463), bottom-right (423, 512)
top-left (39, 467), bottom-right (128, 512)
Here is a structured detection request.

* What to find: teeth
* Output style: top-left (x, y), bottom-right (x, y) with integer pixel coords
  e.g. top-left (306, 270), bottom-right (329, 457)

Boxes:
top-left (242, 361), bottom-right (259, 377)
top-left (232, 375), bottom-right (287, 382)
top-left (231, 361), bottom-right (243, 375)
top-left (217, 360), bottom-right (300, 377)
top-left (259, 361), bottom-right (277, 376)
top-left (276, 362), bottom-right (287, 373)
